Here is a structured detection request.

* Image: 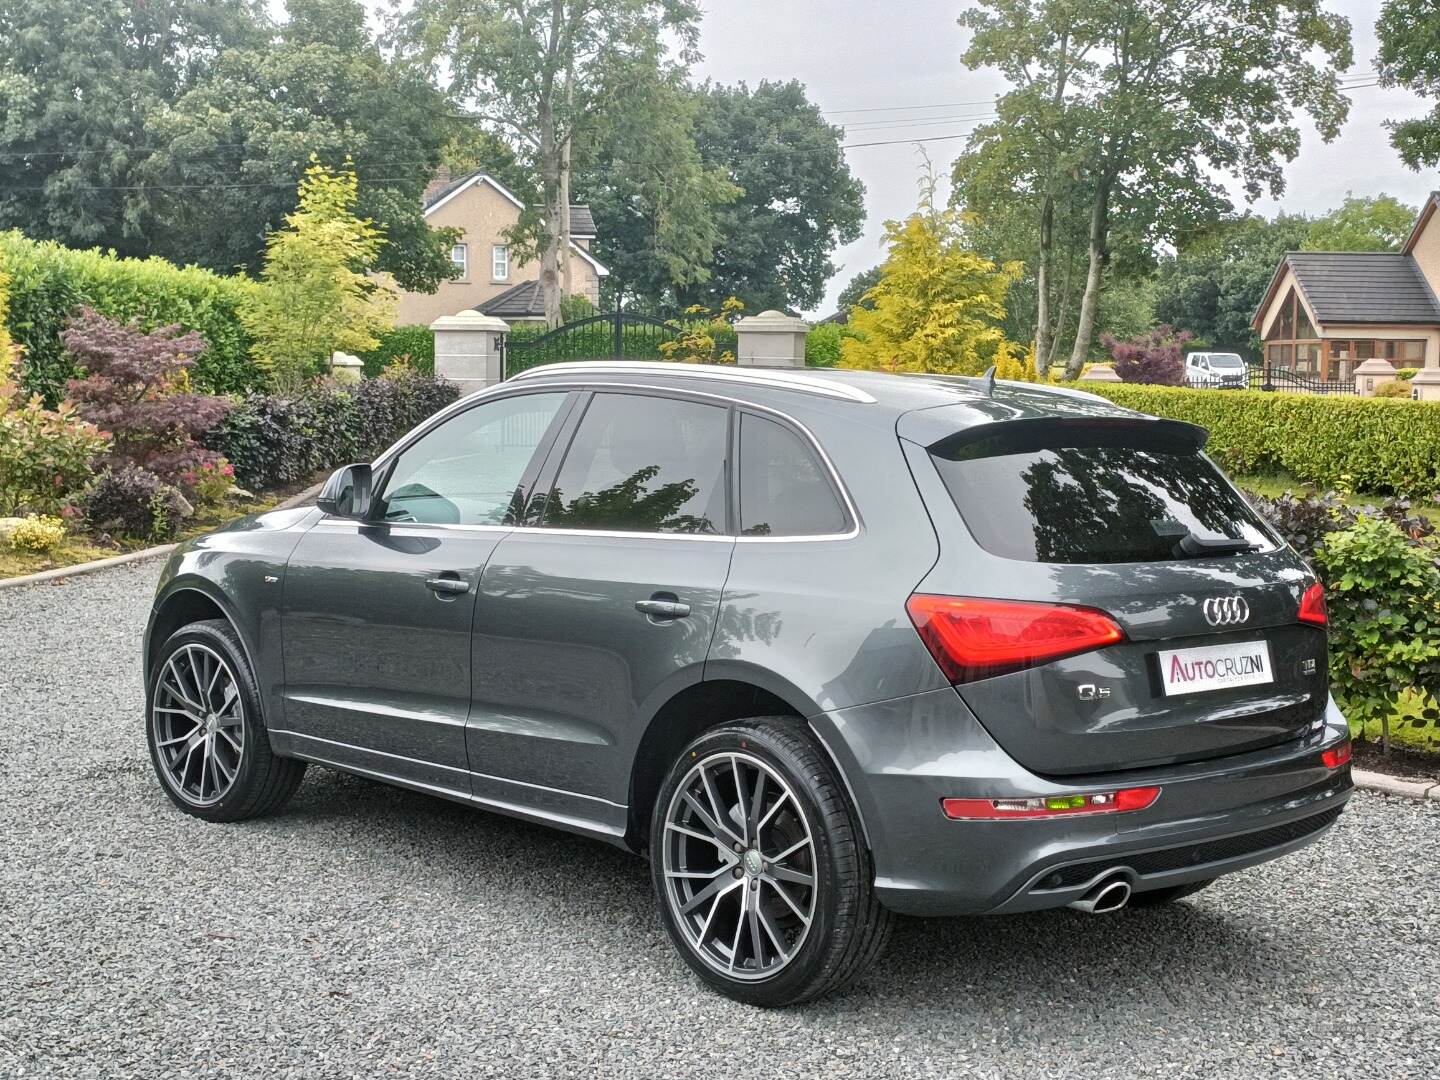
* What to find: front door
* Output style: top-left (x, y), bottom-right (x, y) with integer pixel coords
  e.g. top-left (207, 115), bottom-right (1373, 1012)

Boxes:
top-left (279, 390), bottom-right (572, 794)
top-left (468, 390), bottom-right (735, 828)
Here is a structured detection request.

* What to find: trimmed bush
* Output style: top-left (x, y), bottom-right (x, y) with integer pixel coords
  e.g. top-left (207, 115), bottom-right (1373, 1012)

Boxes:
top-left (7, 514), bottom-right (66, 554)
top-left (1073, 383), bottom-right (1440, 497)
top-left (81, 465), bottom-right (190, 542)
top-left (360, 325), bottom-right (435, 378)
top-left (206, 374), bottom-right (459, 492)
top-left (805, 322), bottom-right (848, 367)
top-left (0, 231), bottom-right (260, 402)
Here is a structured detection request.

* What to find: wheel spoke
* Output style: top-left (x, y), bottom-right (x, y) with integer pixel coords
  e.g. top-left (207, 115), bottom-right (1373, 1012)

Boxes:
top-left (757, 903), bottom-right (790, 960)
top-left (746, 769), bottom-right (767, 840)
top-left (665, 866), bottom-right (729, 880)
top-left (680, 791), bottom-right (736, 849)
top-left (699, 768), bottom-right (743, 846)
top-left (747, 892), bottom-right (765, 970)
top-left (755, 788), bottom-right (789, 833)
top-left (161, 660), bottom-right (204, 714)
top-left (727, 906), bottom-right (746, 973)
top-left (768, 835), bottom-right (812, 863)
top-left (764, 877), bottom-right (812, 927)
top-left (766, 863), bottom-right (814, 887)
top-left (152, 643), bottom-right (244, 807)
top-left (697, 879), bottom-right (741, 943)
top-left (679, 872), bottom-right (736, 916)
top-left (217, 728), bottom-right (243, 755)
top-left (731, 757), bottom-right (750, 847)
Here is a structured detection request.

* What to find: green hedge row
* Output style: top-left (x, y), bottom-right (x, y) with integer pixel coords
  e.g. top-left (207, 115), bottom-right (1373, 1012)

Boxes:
top-left (360, 324), bottom-right (435, 378)
top-left (0, 231), bottom-right (261, 402)
top-left (1075, 383), bottom-right (1440, 497)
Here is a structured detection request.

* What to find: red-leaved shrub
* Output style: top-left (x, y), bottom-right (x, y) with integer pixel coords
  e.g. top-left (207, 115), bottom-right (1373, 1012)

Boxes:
top-left (1100, 325), bottom-right (1192, 385)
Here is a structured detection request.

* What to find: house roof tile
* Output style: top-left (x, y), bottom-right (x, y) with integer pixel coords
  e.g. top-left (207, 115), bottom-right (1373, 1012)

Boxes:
top-left (1283, 252), bottom-right (1440, 326)
top-left (476, 280), bottom-right (546, 319)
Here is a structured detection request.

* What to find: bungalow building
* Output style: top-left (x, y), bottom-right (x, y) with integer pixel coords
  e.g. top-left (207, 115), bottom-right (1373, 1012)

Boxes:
top-left (1252, 192), bottom-right (1440, 380)
top-left (393, 169), bottom-right (608, 326)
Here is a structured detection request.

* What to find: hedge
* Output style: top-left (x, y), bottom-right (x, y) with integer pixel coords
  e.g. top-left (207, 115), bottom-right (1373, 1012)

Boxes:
top-left (0, 231), bottom-right (260, 402)
top-left (360, 324), bottom-right (435, 378)
top-left (205, 375), bottom-right (459, 492)
top-left (1075, 383), bottom-right (1440, 497)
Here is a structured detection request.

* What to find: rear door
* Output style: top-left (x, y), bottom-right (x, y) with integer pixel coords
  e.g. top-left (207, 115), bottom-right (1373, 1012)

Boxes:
top-left (914, 416), bottom-right (1326, 775)
top-left (279, 390), bottom-right (572, 792)
top-left (467, 390), bottom-right (735, 822)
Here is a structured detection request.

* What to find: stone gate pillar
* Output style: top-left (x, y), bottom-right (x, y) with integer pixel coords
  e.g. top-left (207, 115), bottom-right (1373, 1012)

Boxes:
top-left (431, 309), bottom-right (509, 395)
top-left (734, 310), bottom-right (809, 368)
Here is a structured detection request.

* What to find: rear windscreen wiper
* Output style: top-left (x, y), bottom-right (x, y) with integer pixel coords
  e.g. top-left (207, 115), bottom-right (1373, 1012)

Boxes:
top-left (1174, 532), bottom-right (1256, 558)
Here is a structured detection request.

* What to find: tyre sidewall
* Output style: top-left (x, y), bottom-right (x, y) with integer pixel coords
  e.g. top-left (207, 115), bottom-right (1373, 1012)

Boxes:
top-left (145, 620), bottom-right (269, 822)
top-left (649, 720), bottom-right (853, 1007)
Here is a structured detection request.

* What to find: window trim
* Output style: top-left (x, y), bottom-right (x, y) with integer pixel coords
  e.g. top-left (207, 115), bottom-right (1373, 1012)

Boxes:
top-left (449, 243), bottom-right (468, 279)
top-left (363, 380), bottom-right (861, 543)
top-left (492, 244), bottom-right (509, 282)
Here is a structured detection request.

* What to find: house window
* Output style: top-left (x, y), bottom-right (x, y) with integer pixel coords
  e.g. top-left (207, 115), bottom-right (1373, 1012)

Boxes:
top-left (449, 244), bottom-right (468, 279)
top-left (492, 245), bottom-right (509, 281)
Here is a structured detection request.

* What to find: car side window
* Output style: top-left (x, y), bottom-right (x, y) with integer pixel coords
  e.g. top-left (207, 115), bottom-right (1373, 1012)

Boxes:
top-left (738, 412), bottom-right (849, 537)
top-left (376, 392), bottom-right (567, 526)
top-left (542, 392), bottom-right (728, 534)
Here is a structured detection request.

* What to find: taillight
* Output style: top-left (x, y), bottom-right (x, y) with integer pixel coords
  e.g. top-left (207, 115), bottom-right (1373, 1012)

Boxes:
top-left (1298, 582), bottom-right (1327, 626)
top-left (906, 594), bottom-right (1124, 683)
top-left (1321, 741), bottom-right (1351, 769)
top-left (942, 786), bottom-right (1161, 820)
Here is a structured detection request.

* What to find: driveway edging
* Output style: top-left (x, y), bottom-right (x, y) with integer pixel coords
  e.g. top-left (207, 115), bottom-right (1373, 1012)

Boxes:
top-left (0, 482), bottom-right (322, 591)
top-left (1352, 767), bottom-right (1440, 802)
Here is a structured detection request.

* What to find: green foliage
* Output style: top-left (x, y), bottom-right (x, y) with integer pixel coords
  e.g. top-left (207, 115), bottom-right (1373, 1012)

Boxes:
top-left (1397, 368), bottom-right (1420, 381)
top-left (805, 322), bottom-right (852, 368)
top-left (1377, 0), bottom-right (1440, 168)
top-left (1153, 213), bottom-right (1314, 362)
top-left (680, 80), bottom-right (865, 313)
top-left (659, 298), bottom-right (743, 364)
top-left (560, 294), bottom-right (598, 322)
top-left (836, 267), bottom-right (882, 315)
top-left (1375, 380), bottom-right (1414, 399)
top-left (80, 464), bottom-right (191, 542)
top-left (205, 374), bottom-right (459, 491)
top-left (1313, 516), bottom-right (1440, 748)
top-left (0, 350), bottom-right (109, 516)
top-left (1302, 193), bottom-right (1417, 252)
top-left (842, 168), bottom-right (1022, 375)
top-left (359, 325), bottom-right (435, 378)
top-left (6, 514), bottom-right (66, 554)
top-left (0, 231), bottom-right (260, 402)
top-left (241, 158), bottom-right (396, 392)
top-left (1073, 383), bottom-right (1440, 498)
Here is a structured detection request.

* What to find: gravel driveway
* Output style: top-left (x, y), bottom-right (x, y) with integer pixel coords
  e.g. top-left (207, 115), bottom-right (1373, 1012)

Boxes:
top-left (2, 560), bottom-right (1438, 1079)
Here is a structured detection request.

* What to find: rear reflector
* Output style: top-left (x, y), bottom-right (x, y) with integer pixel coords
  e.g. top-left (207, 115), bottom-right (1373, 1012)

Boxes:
top-left (942, 786), bottom-right (1161, 820)
top-left (1321, 741), bottom-right (1352, 769)
top-left (1298, 582), bottom-right (1328, 626)
top-left (906, 594), bottom-right (1124, 683)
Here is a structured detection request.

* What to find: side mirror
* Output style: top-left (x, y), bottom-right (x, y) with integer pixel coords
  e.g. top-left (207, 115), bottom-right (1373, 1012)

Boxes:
top-left (316, 462), bottom-right (373, 519)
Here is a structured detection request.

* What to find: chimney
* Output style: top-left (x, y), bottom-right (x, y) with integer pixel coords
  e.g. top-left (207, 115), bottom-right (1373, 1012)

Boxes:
top-left (423, 164), bottom-right (453, 204)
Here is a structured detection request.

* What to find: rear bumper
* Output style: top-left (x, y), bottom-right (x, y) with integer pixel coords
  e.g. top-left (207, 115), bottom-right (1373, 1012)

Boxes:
top-left (808, 688), bottom-right (1352, 917)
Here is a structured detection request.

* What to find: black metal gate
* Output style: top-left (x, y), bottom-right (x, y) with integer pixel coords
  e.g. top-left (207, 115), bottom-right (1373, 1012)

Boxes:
top-left (1245, 363), bottom-right (1357, 395)
top-left (503, 309), bottom-right (680, 378)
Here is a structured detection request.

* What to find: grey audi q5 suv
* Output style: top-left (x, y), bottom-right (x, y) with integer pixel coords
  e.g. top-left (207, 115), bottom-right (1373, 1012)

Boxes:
top-left (143, 361), bottom-right (1352, 1005)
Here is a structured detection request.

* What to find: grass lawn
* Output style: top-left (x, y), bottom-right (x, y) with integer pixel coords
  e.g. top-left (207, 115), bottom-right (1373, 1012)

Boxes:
top-left (0, 490), bottom-right (289, 580)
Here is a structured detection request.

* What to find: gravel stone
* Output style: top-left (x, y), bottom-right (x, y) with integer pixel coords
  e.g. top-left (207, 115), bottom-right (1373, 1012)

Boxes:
top-left (2, 560), bottom-right (1439, 1078)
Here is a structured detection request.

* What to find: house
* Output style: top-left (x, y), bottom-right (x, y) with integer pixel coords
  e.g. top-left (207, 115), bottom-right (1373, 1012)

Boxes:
top-left (1252, 193), bottom-right (1440, 380)
top-left (392, 170), bottom-right (608, 327)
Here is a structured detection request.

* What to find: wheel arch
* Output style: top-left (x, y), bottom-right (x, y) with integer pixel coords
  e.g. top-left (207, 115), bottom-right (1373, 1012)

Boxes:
top-left (145, 581), bottom-right (257, 688)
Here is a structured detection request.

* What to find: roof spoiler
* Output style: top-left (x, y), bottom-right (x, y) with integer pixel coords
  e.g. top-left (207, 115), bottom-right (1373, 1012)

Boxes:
top-left (927, 415), bottom-right (1209, 460)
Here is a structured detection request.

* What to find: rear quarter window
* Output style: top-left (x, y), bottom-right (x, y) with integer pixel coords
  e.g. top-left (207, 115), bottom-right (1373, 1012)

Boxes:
top-left (929, 426), bottom-right (1276, 564)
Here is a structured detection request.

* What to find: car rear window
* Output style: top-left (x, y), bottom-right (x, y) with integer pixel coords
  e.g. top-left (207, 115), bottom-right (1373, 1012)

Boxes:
top-left (929, 426), bottom-right (1275, 564)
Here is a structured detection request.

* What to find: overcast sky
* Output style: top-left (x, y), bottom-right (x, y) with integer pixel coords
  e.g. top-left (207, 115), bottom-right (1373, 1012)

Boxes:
top-left (691, 0), bottom-right (1439, 315)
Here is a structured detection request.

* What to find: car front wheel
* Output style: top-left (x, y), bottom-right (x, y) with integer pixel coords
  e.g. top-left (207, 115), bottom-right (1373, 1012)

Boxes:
top-left (649, 717), bottom-right (891, 1006)
top-left (146, 619), bottom-right (305, 822)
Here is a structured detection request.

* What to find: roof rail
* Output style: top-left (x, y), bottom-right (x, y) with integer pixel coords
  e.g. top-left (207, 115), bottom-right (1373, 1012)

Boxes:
top-left (506, 360), bottom-right (878, 404)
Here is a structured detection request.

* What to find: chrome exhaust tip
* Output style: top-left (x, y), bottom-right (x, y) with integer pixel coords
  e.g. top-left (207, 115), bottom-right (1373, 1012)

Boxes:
top-left (1067, 877), bottom-right (1132, 914)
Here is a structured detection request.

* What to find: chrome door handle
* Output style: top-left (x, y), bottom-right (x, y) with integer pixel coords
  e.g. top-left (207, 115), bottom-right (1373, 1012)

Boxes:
top-left (635, 598), bottom-right (691, 619)
top-left (425, 576), bottom-right (471, 596)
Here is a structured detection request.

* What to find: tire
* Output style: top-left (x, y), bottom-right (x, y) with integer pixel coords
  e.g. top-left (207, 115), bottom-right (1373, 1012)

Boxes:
top-left (1127, 878), bottom-right (1215, 907)
top-left (146, 619), bottom-right (305, 823)
top-left (649, 717), bottom-right (892, 1006)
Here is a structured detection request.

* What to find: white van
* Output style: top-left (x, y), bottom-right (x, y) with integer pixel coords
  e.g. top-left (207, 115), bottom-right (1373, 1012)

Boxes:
top-left (1184, 351), bottom-right (1248, 389)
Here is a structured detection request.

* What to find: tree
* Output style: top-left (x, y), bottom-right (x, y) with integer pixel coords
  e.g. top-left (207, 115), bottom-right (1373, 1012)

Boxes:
top-left (240, 159), bottom-right (395, 391)
top-left (575, 70), bottom-right (739, 309)
top-left (960, 0), bottom-right (1353, 377)
top-left (139, 0), bottom-right (461, 290)
top-left (841, 167), bottom-right (1022, 376)
top-left (1303, 193), bottom-right (1416, 252)
top-left (836, 266), bottom-right (882, 314)
top-left (1377, 0), bottom-right (1440, 169)
top-left (682, 81), bottom-right (866, 313)
top-left (0, 0), bottom-right (265, 255)
top-left (403, 0), bottom-right (701, 325)
top-left (1153, 213), bottom-right (1311, 358)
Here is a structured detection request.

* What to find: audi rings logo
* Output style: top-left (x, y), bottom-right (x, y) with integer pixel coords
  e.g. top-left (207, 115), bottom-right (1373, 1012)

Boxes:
top-left (1203, 595), bottom-right (1250, 627)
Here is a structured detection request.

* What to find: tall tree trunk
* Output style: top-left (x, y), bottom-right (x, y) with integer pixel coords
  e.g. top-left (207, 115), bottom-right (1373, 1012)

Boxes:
top-left (559, 64), bottom-right (574, 304)
top-left (1065, 177), bottom-right (1111, 379)
top-left (1034, 193), bottom-right (1054, 375)
top-left (539, 96), bottom-right (562, 329)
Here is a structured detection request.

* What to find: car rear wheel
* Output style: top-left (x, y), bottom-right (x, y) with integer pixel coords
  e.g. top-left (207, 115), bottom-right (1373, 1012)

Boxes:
top-left (1127, 878), bottom-right (1215, 907)
top-left (649, 717), bottom-right (891, 1006)
top-left (146, 619), bottom-right (305, 822)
